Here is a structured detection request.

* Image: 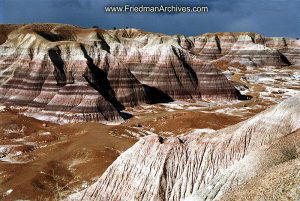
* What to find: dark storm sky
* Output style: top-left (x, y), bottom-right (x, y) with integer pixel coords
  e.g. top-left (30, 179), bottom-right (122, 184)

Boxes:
top-left (0, 0), bottom-right (299, 38)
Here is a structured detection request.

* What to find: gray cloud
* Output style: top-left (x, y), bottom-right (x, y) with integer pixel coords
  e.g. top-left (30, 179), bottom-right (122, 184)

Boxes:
top-left (1, 0), bottom-right (299, 38)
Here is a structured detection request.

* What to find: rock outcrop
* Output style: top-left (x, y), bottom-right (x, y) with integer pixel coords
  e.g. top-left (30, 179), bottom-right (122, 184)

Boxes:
top-left (69, 94), bottom-right (300, 200)
top-left (1, 24), bottom-right (299, 123)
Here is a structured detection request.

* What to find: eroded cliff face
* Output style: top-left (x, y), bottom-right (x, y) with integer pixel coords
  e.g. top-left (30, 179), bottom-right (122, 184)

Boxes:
top-left (0, 24), bottom-right (299, 123)
top-left (69, 94), bottom-right (300, 201)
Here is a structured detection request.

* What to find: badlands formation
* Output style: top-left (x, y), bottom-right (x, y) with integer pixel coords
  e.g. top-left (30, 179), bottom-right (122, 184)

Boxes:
top-left (2, 23), bottom-right (299, 124)
top-left (0, 24), bottom-right (243, 124)
top-left (1, 23), bottom-right (300, 200)
top-left (71, 93), bottom-right (300, 201)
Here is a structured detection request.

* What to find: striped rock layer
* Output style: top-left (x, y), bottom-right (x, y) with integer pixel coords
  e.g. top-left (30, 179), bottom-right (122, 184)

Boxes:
top-left (69, 94), bottom-right (300, 201)
top-left (0, 24), bottom-right (299, 123)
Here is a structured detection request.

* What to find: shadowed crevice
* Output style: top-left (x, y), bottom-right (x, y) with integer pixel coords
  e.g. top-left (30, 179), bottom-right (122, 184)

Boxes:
top-left (48, 48), bottom-right (66, 87)
top-left (235, 88), bottom-right (252, 100)
top-left (96, 32), bottom-right (111, 53)
top-left (119, 112), bottom-right (133, 120)
top-left (36, 30), bottom-right (75, 42)
top-left (142, 84), bottom-right (173, 104)
top-left (80, 44), bottom-right (125, 111)
top-left (171, 46), bottom-right (198, 87)
top-left (279, 53), bottom-right (292, 65)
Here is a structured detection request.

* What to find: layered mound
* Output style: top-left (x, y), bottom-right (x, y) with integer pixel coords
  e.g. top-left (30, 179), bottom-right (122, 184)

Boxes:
top-left (70, 94), bottom-right (300, 200)
top-left (1, 24), bottom-right (299, 123)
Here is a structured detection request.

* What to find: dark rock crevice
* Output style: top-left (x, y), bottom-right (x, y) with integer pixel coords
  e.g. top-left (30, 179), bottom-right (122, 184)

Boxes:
top-left (80, 44), bottom-right (125, 111)
top-left (142, 84), bottom-right (173, 104)
top-left (48, 47), bottom-right (67, 87)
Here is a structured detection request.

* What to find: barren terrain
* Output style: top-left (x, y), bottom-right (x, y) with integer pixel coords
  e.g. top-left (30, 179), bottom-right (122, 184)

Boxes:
top-left (1, 24), bottom-right (300, 200)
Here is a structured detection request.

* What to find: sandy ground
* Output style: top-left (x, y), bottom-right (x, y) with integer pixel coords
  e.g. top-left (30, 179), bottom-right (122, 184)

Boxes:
top-left (0, 104), bottom-right (252, 200)
top-left (0, 109), bottom-right (136, 200)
